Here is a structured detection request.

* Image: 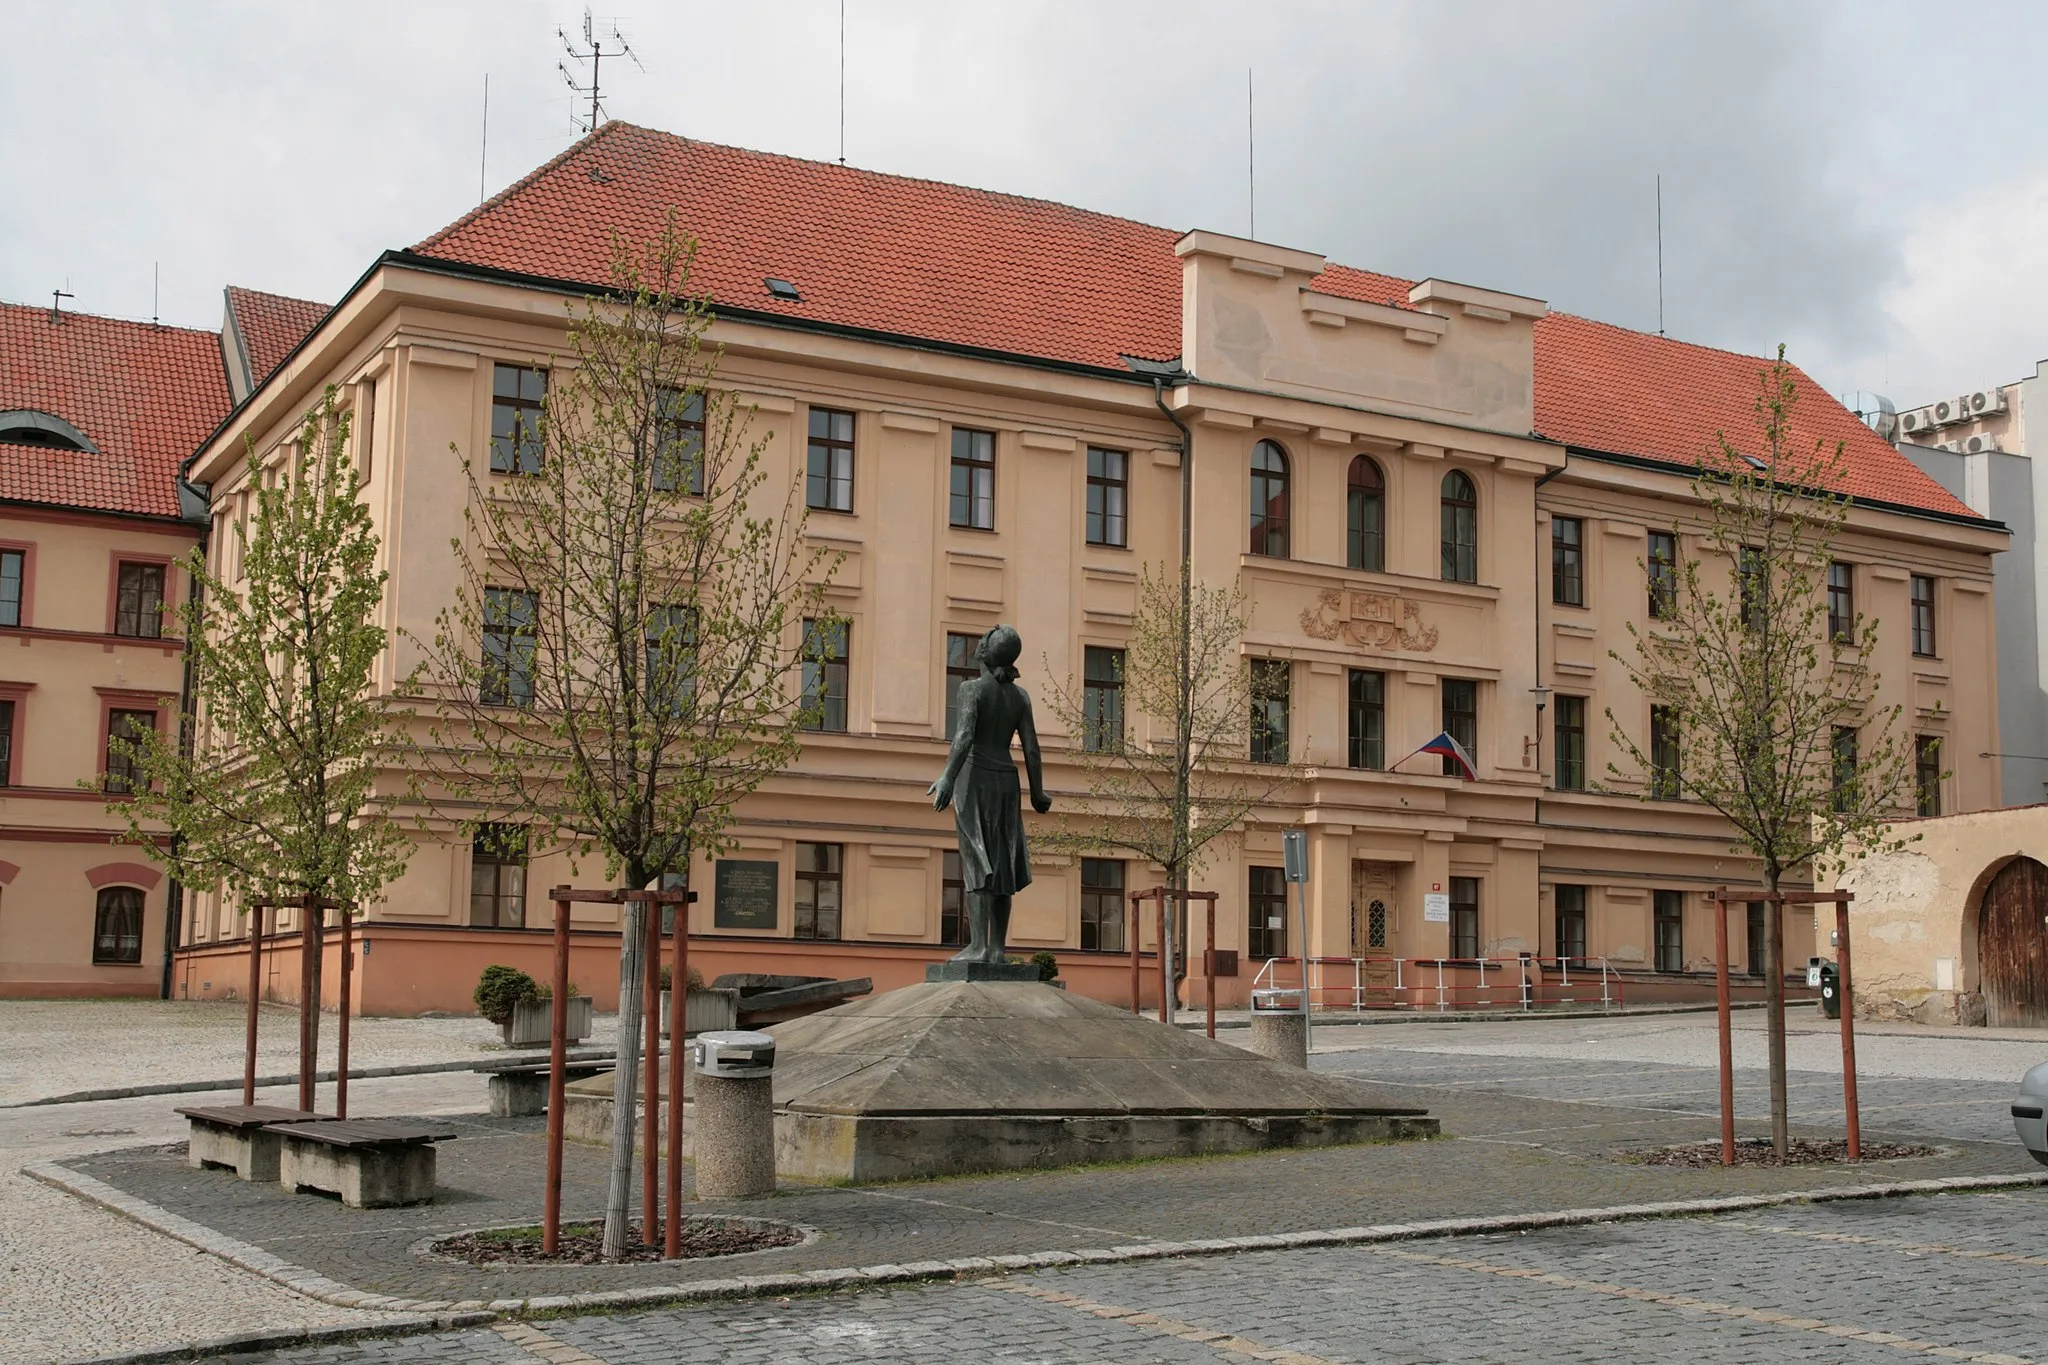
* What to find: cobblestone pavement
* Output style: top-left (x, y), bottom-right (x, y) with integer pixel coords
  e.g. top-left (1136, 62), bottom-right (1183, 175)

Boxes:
top-left (228, 1186), bottom-right (2048, 1363)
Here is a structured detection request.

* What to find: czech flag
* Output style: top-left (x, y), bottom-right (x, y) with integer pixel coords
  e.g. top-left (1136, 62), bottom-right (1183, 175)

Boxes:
top-left (1414, 730), bottom-right (1477, 780)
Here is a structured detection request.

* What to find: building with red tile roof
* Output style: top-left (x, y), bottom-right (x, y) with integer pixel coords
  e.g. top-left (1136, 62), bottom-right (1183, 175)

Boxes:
top-left (221, 286), bottom-right (330, 404)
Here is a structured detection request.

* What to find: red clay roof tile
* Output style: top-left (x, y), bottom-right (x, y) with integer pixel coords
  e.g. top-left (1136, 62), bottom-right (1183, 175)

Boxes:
top-left (225, 286), bottom-right (330, 390)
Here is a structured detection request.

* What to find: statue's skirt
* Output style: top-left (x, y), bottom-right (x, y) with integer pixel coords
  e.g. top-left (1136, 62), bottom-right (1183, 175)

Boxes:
top-left (954, 758), bottom-right (1033, 896)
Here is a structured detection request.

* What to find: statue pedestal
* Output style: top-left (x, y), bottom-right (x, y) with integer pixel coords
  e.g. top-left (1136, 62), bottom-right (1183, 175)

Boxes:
top-left (925, 960), bottom-right (1042, 983)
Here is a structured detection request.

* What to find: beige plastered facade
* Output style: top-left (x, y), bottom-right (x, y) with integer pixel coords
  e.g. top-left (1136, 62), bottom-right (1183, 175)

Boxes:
top-left (0, 505), bottom-right (195, 996)
top-left (168, 233), bottom-right (2007, 1016)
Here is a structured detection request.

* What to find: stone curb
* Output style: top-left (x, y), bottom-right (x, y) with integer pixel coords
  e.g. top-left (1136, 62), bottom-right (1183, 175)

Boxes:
top-left (4, 1051), bottom-right (622, 1110)
top-left (27, 1155), bottom-right (2048, 1363)
top-left (52, 1314), bottom-right (499, 1365)
top-left (1177, 1000), bottom-right (1774, 1031)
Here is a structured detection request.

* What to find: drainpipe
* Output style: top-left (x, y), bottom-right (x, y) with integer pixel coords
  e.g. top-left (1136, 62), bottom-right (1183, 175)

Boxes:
top-left (1531, 458), bottom-right (1567, 803)
top-left (161, 489), bottom-right (210, 999)
top-left (1154, 377), bottom-right (1195, 1006)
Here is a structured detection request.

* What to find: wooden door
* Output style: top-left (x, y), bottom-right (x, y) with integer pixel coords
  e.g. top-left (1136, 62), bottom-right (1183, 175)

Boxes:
top-left (1979, 857), bottom-right (2048, 1027)
top-left (1351, 862), bottom-right (1399, 1002)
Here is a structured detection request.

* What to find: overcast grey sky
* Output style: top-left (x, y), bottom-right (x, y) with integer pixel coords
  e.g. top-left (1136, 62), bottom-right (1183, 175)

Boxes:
top-left (4, 1), bottom-right (2044, 409)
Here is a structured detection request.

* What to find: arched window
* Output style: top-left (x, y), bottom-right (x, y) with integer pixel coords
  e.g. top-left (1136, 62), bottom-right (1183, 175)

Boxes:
top-left (1248, 440), bottom-right (1290, 558)
top-left (0, 409), bottom-right (97, 453)
top-left (1440, 469), bottom-right (1477, 583)
top-left (1347, 456), bottom-right (1385, 571)
top-left (92, 886), bottom-right (144, 964)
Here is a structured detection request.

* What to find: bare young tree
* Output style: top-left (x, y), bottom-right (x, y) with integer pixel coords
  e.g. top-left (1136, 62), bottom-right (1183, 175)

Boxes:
top-left (1039, 566), bottom-right (1297, 996)
top-left (404, 218), bottom-right (838, 1256)
top-left (1607, 346), bottom-right (1916, 1156)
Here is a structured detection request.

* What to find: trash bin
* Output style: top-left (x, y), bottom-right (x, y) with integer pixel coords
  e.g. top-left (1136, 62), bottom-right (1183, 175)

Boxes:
top-left (693, 1030), bottom-right (777, 1198)
top-left (1247, 987), bottom-right (1307, 1068)
top-left (1818, 961), bottom-right (1841, 1020)
top-left (2014, 1062), bottom-right (2048, 1168)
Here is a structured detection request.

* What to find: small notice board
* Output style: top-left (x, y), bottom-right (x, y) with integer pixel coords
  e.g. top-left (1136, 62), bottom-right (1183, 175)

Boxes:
top-left (1422, 892), bottom-right (1450, 923)
top-left (714, 859), bottom-right (779, 929)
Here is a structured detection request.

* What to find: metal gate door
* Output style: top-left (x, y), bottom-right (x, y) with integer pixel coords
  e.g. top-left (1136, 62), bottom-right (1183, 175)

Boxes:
top-left (1979, 857), bottom-right (2048, 1028)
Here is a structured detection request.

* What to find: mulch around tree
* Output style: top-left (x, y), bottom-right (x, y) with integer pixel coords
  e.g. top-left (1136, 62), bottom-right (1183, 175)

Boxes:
top-left (433, 1217), bottom-right (803, 1266)
top-left (1626, 1138), bottom-right (1939, 1168)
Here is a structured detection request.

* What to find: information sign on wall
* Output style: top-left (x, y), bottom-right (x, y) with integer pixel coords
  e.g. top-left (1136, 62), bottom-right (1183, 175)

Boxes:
top-left (714, 859), bottom-right (779, 929)
top-left (1422, 892), bottom-right (1450, 923)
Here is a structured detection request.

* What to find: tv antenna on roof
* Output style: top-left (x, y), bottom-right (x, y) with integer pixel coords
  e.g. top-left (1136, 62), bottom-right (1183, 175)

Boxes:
top-left (559, 8), bottom-right (642, 135)
top-left (49, 287), bottom-right (73, 325)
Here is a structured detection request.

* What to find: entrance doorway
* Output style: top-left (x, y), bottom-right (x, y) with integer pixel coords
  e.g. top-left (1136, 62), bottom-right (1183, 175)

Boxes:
top-left (1979, 856), bottom-right (2048, 1027)
top-left (1351, 861), bottom-right (1399, 998)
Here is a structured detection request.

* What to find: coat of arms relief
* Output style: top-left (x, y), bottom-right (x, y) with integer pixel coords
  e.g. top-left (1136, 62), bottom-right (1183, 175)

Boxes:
top-left (1300, 588), bottom-right (1440, 652)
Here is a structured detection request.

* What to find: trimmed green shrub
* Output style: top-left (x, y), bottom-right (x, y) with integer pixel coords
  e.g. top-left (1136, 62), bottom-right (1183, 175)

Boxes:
top-left (1031, 951), bottom-right (1060, 982)
top-left (474, 964), bottom-right (541, 1025)
top-left (658, 964), bottom-right (706, 993)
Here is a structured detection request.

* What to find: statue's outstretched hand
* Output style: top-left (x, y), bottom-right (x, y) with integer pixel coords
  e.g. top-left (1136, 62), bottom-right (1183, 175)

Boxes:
top-left (1031, 791), bottom-right (1053, 814)
top-left (928, 777), bottom-right (953, 811)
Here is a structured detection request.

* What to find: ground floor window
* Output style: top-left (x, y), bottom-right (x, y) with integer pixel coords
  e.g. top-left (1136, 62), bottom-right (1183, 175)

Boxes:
top-left (93, 886), bottom-right (144, 964)
top-left (469, 824), bottom-right (527, 928)
top-left (1554, 884), bottom-right (1587, 966)
top-left (1249, 866), bottom-right (1288, 959)
top-left (941, 850), bottom-right (966, 946)
top-left (795, 842), bottom-right (843, 940)
top-left (1654, 890), bottom-right (1684, 972)
top-left (1449, 876), bottom-right (1480, 960)
top-left (1746, 901), bottom-right (1767, 976)
top-left (1080, 857), bottom-right (1125, 952)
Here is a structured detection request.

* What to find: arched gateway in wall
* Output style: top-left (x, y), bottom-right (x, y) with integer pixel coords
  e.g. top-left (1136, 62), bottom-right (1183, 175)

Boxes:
top-left (1978, 856), bottom-right (2048, 1027)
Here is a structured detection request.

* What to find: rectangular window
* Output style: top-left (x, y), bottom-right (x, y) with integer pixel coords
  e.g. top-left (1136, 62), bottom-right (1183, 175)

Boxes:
top-left (1647, 531), bottom-right (1678, 620)
top-left (1916, 734), bottom-right (1943, 817)
top-left (114, 563), bottom-right (166, 638)
top-left (1649, 705), bottom-right (1681, 800)
top-left (481, 588), bottom-right (537, 707)
top-left (1347, 669), bottom-right (1385, 770)
top-left (1831, 725), bottom-right (1859, 814)
top-left (944, 632), bottom-right (979, 740)
top-left (794, 842), bottom-right (843, 940)
top-left (949, 427), bottom-right (995, 530)
top-left (1085, 447), bottom-right (1128, 547)
top-left (1746, 901), bottom-right (1766, 977)
top-left (1080, 857), bottom-right (1126, 952)
top-left (1249, 865), bottom-right (1288, 959)
top-left (93, 886), bottom-right (145, 964)
top-left (802, 618), bottom-right (850, 733)
top-left (103, 708), bottom-right (156, 794)
top-left (1449, 876), bottom-right (1480, 960)
top-left (941, 850), bottom-right (966, 947)
top-left (0, 548), bottom-right (22, 627)
top-left (1250, 659), bottom-right (1291, 764)
top-left (645, 604), bottom-right (697, 716)
top-left (1082, 645), bottom-right (1125, 753)
top-left (0, 698), bottom-right (13, 785)
top-left (468, 825), bottom-right (528, 928)
top-left (1442, 678), bottom-right (1477, 777)
top-left (1654, 890), bottom-right (1684, 973)
top-left (1551, 517), bottom-right (1584, 606)
top-left (653, 387), bottom-right (706, 495)
top-left (806, 406), bottom-right (855, 512)
top-left (489, 363), bottom-right (546, 475)
top-left (1553, 695), bottom-right (1587, 791)
top-left (1554, 884), bottom-right (1587, 966)
top-left (1827, 561), bottom-right (1855, 643)
top-left (1911, 574), bottom-right (1937, 657)
top-left (1739, 546), bottom-right (1766, 631)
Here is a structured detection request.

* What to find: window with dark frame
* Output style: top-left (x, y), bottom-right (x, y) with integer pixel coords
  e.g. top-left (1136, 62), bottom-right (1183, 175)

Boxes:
top-left (1249, 865), bottom-right (1288, 959)
top-left (1082, 645), bottom-right (1125, 753)
top-left (1440, 470), bottom-right (1478, 583)
top-left (1832, 725), bottom-right (1859, 814)
top-left (92, 886), bottom-right (144, 964)
top-left (1739, 546), bottom-right (1767, 631)
top-left (944, 632), bottom-right (979, 739)
top-left (1347, 455), bottom-right (1385, 572)
top-left (1827, 561), bottom-right (1855, 643)
top-left (1554, 884), bottom-right (1587, 966)
top-left (1551, 517), bottom-right (1584, 606)
top-left (1086, 447), bottom-right (1128, 547)
top-left (1647, 531), bottom-right (1678, 620)
top-left (1650, 704), bottom-right (1681, 800)
top-left (653, 387), bottom-right (707, 495)
top-left (0, 698), bottom-right (12, 785)
top-left (794, 842), bottom-right (843, 940)
top-left (802, 618), bottom-right (850, 733)
top-left (950, 428), bottom-right (996, 530)
top-left (103, 708), bottom-right (155, 794)
top-left (941, 850), bottom-right (966, 946)
top-left (1654, 890), bottom-right (1684, 973)
top-left (1441, 678), bottom-right (1477, 777)
top-left (0, 548), bottom-right (22, 627)
top-left (645, 604), bottom-right (697, 716)
top-left (1250, 659), bottom-right (1291, 764)
top-left (1449, 876), bottom-right (1480, 960)
top-left (1553, 694), bottom-right (1586, 790)
top-left (1348, 669), bottom-right (1385, 770)
top-left (489, 363), bottom-right (546, 475)
top-left (807, 407), bottom-right (855, 512)
top-left (1916, 734), bottom-right (1943, 817)
top-left (1249, 440), bottom-right (1290, 557)
top-left (1080, 857), bottom-right (1126, 952)
top-left (1746, 901), bottom-right (1766, 977)
top-left (1911, 574), bottom-right (1937, 657)
top-left (480, 588), bottom-right (537, 707)
top-left (468, 824), bottom-right (528, 928)
top-left (114, 563), bottom-right (165, 639)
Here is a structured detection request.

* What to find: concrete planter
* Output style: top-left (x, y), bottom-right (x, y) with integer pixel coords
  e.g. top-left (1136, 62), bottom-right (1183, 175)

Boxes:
top-left (659, 987), bottom-right (739, 1035)
top-left (502, 994), bottom-right (593, 1048)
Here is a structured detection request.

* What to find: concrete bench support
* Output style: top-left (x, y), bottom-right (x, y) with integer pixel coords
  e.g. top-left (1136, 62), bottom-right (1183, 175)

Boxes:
top-left (177, 1105), bottom-right (326, 1182)
top-left (277, 1134), bottom-right (438, 1208)
top-left (485, 1063), bottom-right (610, 1118)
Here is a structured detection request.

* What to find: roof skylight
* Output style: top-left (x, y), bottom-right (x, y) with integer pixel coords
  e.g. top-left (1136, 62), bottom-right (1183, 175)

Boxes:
top-left (763, 277), bottom-right (801, 302)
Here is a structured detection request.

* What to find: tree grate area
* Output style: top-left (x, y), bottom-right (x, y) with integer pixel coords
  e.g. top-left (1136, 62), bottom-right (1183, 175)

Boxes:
top-left (432, 1217), bottom-right (802, 1265)
top-left (1626, 1138), bottom-right (1937, 1168)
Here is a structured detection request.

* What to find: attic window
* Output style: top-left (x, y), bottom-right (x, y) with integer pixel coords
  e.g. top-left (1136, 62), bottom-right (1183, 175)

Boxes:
top-left (0, 409), bottom-right (97, 453)
top-left (764, 278), bottom-right (802, 302)
top-left (1739, 453), bottom-right (1767, 471)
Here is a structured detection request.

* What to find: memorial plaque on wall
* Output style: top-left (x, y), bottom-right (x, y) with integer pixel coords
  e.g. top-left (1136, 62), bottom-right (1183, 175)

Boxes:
top-left (714, 859), bottom-right (779, 929)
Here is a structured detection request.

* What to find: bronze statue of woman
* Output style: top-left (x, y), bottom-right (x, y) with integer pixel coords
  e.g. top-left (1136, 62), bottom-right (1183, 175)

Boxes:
top-left (928, 624), bottom-right (1052, 964)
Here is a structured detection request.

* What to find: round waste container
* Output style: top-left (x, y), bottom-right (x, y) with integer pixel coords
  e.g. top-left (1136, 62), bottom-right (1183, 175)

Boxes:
top-left (2014, 1061), bottom-right (2048, 1167)
top-left (1818, 961), bottom-right (1841, 1020)
top-left (1247, 988), bottom-right (1307, 1068)
top-left (693, 1030), bottom-right (777, 1198)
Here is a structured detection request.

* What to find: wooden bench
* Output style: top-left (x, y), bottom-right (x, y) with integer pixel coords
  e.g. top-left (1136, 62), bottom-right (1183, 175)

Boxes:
top-left (472, 1059), bottom-right (613, 1117)
top-left (175, 1104), bottom-right (329, 1182)
top-left (265, 1119), bottom-right (458, 1208)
